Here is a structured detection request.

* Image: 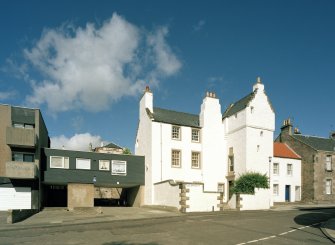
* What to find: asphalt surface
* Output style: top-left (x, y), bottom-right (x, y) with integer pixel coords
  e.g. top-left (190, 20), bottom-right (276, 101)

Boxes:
top-left (0, 204), bottom-right (334, 245)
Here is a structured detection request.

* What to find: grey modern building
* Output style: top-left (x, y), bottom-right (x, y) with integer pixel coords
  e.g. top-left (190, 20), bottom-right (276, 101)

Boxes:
top-left (0, 104), bottom-right (49, 211)
top-left (42, 148), bottom-right (145, 208)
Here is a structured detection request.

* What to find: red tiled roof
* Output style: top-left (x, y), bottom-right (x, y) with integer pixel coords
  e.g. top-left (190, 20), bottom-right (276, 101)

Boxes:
top-left (274, 142), bottom-right (301, 159)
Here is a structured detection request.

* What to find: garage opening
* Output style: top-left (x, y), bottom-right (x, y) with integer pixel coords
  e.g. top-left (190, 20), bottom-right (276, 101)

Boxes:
top-left (43, 185), bottom-right (67, 207)
top-left (94, 186), bottom-right (141, 207)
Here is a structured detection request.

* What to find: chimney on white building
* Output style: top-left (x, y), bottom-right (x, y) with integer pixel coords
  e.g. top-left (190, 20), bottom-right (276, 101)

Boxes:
top-left (253, 76), bottom-right (265, 92)
top-left (139, 85), bottom-right (153, 118)
top-left (200, 91), bottom-right (221, 127)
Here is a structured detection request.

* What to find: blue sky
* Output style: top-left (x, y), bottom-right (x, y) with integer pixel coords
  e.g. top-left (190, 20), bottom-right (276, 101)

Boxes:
top-left (0, 0), bottom-right (334, 152)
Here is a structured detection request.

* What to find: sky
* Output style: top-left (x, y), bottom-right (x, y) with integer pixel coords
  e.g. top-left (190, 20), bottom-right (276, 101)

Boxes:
top-left (0, 0), bottom-right (334, 152)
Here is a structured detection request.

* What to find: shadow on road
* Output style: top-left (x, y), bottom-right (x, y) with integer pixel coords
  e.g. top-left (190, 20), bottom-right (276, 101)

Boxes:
top-left (293, 208), bottom-right (335, 226)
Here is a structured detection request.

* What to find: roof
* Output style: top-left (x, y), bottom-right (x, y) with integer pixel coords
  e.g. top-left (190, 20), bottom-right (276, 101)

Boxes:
top-left (274, 142), bottom-right (301, 159)
top-left (102, 142), bottom-right (123, 149)
top-left (149, 107), bottom-right (200, 128)
top-left (222, 91), bottom-right (256, 119)
top-left (291, 134), bottom-right (335, 152)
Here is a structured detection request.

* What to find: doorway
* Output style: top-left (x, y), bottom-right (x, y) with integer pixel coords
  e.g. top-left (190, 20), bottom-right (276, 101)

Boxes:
top-left (285, 185), bottom-right (291, 202)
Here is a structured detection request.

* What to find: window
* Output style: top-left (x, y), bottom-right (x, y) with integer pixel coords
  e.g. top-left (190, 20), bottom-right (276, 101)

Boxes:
top-left (273, 184), bottom-right (279, 195)
top-left (172, 126), bottom-right (181, 140)
top-left (228, 147), bottom-right (234, 172)
top-left (192, 129), bottom-right (200, 142)
top-left (257, 145), bottom-right (260, 152)
top-left (273, 163), bottom-right (279, 175)
top-left (326, 179), bottom-right (332, 195)
top-left (287, 164), bottom-right (293, 176)
top-left (99, 160), bottom-right (110, 171)
top-left (50, 156), bottom-right (69, 169)
top-left (191, 152), bottom-right (200, 168)
top-left (76, 158), bottom-right (91, 170)
top-left (13, 123), bottom-right (34, 129)
top-left (326, 155), bottom-right (332, 171)
top-left (250, 106), bottom-right (254, 114)
top-left (111, 160), bottom-right (127, 175)
top-left (171, 150), bottom-right (181, 167)
top-left (260, 131), bottom-right (263, 137)
top-left (12, 152), bottom-right (34, 162)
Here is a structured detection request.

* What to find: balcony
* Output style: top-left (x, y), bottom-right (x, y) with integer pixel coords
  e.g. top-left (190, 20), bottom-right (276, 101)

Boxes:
top-left (6, 127), bottom-right (35, 148)
top-left (4, 161), bottom-right (37, 179)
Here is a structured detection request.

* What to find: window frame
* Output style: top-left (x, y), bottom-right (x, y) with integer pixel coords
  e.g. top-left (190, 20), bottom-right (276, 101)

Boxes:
top-left (273, 163), bottom-right (279, 175)
top-left (171, 149), bottom-right (181, 168)
top-left (76, 158), bottom-right (91, 170)
top-left (287, 163), bottom-right (293, 176)
top-left (326, 155), bottom-right (332, 171)
top-left (326, 179), bottom-right (332, 195)
top-left (111, 160), bottom-right (127, 175)
top-left (171, 125), bottom-right (181, 140)
top-left (191, 128), bottom-right (200, 143)
top-left (99, 160), bottom-right (110, 171)
top-left (50, 156), bottom-right (69, 169)
top-left (273, 184), bottom-right (279, 195)
top-left (191, 151), bottom-right (201, 169)
top-left (12, 152), bottom-right (35, 163)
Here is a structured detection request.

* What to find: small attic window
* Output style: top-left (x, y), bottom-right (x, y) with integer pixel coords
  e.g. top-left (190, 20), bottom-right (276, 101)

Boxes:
top-left (234, 113), bottom-right (237, 118)
top-left (250, 106), bottom-right (254, 114)
top-left (260, 131), bottom-right (263, 137)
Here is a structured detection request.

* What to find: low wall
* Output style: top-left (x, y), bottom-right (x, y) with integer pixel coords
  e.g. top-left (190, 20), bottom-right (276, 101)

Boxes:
top-left (240, 188), bottom-right (271, 210)
top-left (7, 209), bottom-right (38, 224)
top-left (154, 181), bottom-right (180, 209)
top-left (68, 183), bottom-right (94, 208)
top-left (187, 184), bottom-right (220, 212)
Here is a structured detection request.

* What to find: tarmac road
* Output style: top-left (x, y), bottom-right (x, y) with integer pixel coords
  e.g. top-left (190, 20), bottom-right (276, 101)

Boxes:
top-left (0, 206), bottom-right (334, 245)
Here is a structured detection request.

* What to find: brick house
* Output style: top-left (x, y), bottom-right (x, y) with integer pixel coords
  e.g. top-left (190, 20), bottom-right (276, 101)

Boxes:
top-left (276, 119), bottom-right (335, 202)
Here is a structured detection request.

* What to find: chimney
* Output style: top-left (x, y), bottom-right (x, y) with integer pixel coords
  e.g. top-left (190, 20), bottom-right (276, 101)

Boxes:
top-left (281, 118), bottom-right (293, 136)
top-left (294, 127), bottom-right (301, 134)
top-left (140, 85), bottom-right (153, 118)
top-left (330, 131), bottom-right (335, 140)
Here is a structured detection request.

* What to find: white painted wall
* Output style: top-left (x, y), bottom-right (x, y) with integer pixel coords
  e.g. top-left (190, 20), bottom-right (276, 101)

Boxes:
top-left (240, 188), bottom-right (271, 210)
top-left (186, 184), bottom-right (220, 212)
top-left (0, 187), bottom-right (31, 210)
top-left (154, 181), bottom-right (180, 208)
top-left (271, 157), bottom-right (301, 202)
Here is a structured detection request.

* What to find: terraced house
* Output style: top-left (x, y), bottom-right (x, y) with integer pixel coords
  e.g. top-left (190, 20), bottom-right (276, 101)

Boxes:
top-left (276, 119), bottom-right (335, 202)
top-left (135, 78), bottom-right (275, 212)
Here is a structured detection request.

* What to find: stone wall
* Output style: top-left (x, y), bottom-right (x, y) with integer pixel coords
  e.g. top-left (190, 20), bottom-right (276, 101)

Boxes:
top-left (68, 183), bottom-right (94, 208)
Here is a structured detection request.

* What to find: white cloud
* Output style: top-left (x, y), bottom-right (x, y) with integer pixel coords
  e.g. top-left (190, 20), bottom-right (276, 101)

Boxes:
top-left (23, 13), bottom-right (181, 112)
top-left (0, 91), bottom-right (17, 101)
top-left (50, 133), bottom-right (104, 151)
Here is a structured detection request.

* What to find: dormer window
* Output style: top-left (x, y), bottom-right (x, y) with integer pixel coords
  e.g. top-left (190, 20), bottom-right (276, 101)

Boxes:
top-left (172, 126), bottom-right (181, 140)
top-left (250, 106), bottom-right (254, 114)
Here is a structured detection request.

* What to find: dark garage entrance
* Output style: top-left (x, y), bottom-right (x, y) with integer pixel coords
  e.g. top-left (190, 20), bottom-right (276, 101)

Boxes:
top-left (43, 185), bottom-right (67, 207)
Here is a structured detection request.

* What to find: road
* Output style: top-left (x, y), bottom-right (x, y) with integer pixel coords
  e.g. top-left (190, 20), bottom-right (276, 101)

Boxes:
top-left (0, 208), bottom-right (334, 245)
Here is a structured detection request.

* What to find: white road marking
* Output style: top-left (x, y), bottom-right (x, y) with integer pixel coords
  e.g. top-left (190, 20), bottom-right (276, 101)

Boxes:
top-left (235, 223), bottom-right (321, 245)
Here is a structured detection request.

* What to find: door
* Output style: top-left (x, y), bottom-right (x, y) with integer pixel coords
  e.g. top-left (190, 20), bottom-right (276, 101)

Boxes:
top-left (0, 187), bottom-right (31, 211)
top-left (295, 186), bottom-right (301, 201)
top-left (285, 185), bottom-right (291, 202)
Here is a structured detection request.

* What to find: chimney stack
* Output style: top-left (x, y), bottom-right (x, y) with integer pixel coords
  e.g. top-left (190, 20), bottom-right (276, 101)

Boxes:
top-left (281, 118), bottom-right (293, 136)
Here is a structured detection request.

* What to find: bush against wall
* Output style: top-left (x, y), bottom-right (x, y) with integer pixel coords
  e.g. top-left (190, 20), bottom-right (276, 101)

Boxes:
top-left (232, 172), bottom-right (269, 194)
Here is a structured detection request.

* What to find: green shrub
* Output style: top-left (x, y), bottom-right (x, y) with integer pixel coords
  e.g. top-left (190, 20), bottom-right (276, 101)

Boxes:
top-left (232, 172), bottom-right (269, 194)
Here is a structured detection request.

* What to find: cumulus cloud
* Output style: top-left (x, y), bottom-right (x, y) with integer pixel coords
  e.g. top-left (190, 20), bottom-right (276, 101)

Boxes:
top-left (50, 133), bottom-right (104, 151)
top-left (23, 13), bottom-right (181, 112)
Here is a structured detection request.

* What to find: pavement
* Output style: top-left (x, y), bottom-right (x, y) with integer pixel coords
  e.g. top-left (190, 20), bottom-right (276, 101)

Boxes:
top-left (0, 203), bottom-right (335, 242)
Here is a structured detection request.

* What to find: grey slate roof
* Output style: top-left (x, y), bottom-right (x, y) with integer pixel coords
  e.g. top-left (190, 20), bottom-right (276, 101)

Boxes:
top-left (222, 91), bottom-right (256, 119)
top-left (292, 134), bottom-right (335, 152)
top-left (149, 107), bottom-right (200, 128)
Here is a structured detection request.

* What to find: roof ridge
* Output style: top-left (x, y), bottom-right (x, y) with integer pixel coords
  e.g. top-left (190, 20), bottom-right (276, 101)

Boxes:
top-left (293, 134), bottom-right (333, 140)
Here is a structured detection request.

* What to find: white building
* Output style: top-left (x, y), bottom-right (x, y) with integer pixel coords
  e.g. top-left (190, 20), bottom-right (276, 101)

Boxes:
top-left (135, 78), bottom-right (275, 212)
top-left (272, 142), bottom-right (302, 203)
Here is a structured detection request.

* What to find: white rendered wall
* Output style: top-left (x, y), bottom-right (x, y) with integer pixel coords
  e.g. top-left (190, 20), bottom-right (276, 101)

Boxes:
top-left (186, 184), bottom-right (220, 212)
top-left (135, 91), bottom-right (154, 205)
top-left (199, 96), bottom-right (226, 192)
top-left (240, 188), bottom-right (271, 210)
top-left (271, 157), bottom-right (301, 202)
top-left (154, 181), bottom-right (180, 208)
